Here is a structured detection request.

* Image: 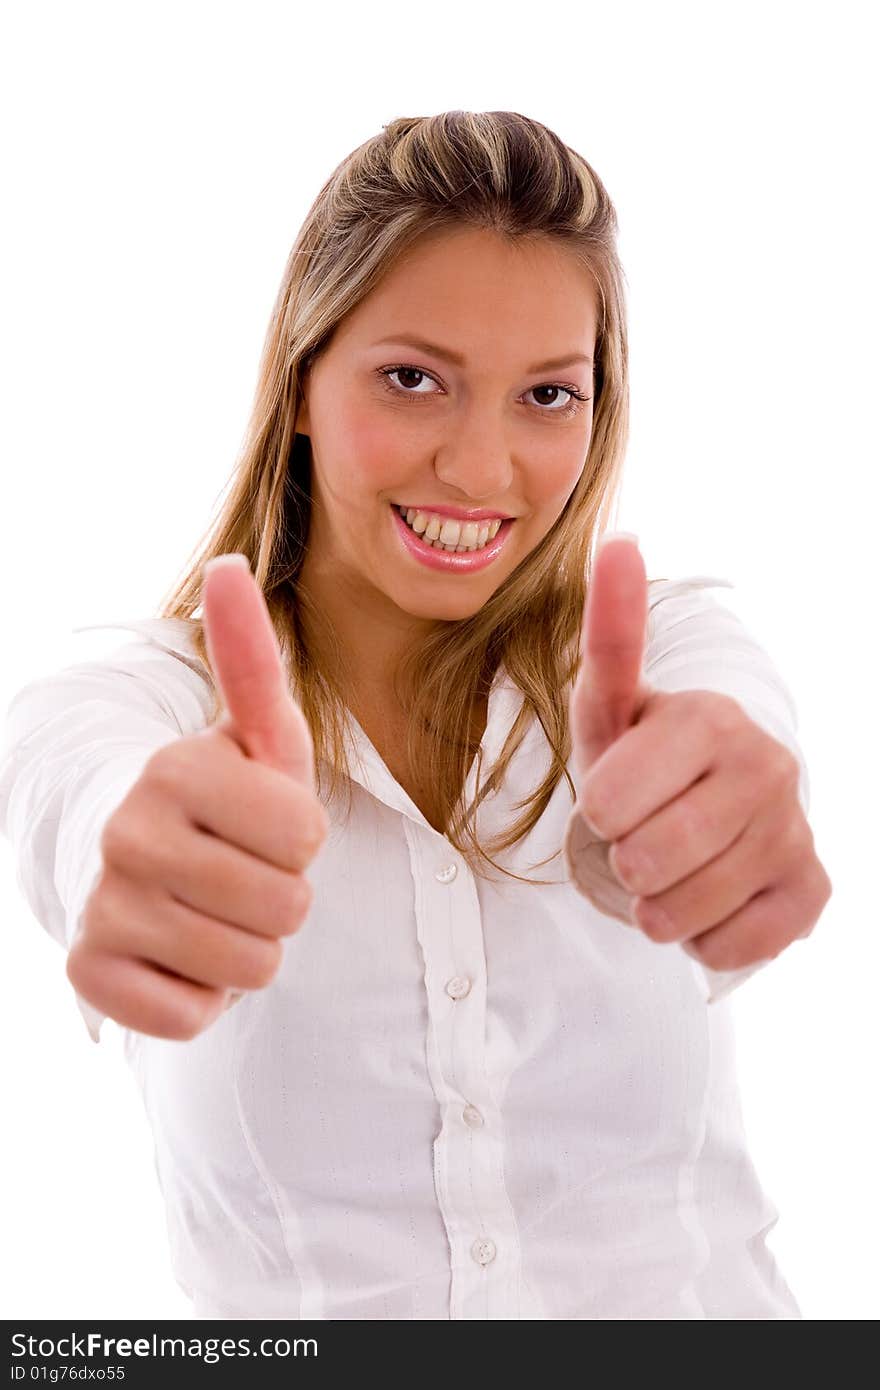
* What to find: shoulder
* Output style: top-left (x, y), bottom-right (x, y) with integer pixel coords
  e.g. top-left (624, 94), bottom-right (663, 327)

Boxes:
top-left (647, 573), bottom-right (735, 611)
top-left (17, 617), bottom-right (216, 734)
top-left (68, 617), bottom-right (213, 695)
top-left (646, 573), bottom-right (736, 642)
top-left (70, 616), bottom-right (207, 669)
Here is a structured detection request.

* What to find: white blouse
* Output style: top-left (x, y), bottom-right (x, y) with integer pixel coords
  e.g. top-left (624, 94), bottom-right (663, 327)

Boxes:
top-left (0, 575), bottom-right (810, 1320)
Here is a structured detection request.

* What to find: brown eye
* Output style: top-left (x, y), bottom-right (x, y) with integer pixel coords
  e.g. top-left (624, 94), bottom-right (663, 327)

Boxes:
top-left (525, 383), bottom-right (591, 417)
top-left (378, 366), bottom-right (440, 397)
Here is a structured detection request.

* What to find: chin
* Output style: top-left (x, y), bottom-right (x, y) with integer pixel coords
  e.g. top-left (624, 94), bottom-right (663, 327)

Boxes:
top-left (391, 587), bottom-right (498, 623)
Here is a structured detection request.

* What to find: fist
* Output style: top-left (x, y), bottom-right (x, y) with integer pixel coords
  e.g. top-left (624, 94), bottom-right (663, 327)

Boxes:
top-left (568, 534), bottom-right (832, 974)
top-left (67, 555), bottom-right (329, 1040)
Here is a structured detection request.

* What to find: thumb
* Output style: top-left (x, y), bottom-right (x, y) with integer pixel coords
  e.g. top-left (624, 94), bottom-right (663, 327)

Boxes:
top-left (571, 532), bottom-right (651, 778)
top-left (201, 554), bottom-right (316, 789)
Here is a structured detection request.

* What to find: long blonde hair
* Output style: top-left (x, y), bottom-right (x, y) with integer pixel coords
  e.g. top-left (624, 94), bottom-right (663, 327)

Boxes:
top-left (158, 110), bottom-right (632, 886)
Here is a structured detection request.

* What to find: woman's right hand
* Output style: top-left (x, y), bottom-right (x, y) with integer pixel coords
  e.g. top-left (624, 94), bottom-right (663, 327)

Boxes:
top-left (66, 555), bottom-right (329, 1041)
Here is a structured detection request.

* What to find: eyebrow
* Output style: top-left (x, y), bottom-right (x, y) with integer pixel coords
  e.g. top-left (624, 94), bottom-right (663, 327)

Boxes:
top-left (371, 334), bottom-right (593, 374)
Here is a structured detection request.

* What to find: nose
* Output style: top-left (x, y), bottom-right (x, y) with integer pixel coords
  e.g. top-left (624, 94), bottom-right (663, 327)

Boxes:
top-left (431, 418), bottom-right (515, 505)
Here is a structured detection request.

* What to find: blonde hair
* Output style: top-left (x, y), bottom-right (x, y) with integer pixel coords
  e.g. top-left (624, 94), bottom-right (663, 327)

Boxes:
top-left (158, 110), bottom-right (633, 886)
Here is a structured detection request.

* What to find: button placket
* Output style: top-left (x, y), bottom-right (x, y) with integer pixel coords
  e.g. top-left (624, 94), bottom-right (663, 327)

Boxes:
top-left (407, 832), bottom-right (520, 1316)
top-left (428, 850), bottom-right (499, 1308)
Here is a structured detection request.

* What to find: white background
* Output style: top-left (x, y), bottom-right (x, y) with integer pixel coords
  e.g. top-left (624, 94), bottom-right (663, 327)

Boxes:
top-left (1, 0), bottom-right (877, 1321)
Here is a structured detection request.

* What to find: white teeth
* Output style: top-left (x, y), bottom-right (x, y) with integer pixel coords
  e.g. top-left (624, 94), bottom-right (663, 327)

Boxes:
top-left (398, 506), bottom-right (503, 551)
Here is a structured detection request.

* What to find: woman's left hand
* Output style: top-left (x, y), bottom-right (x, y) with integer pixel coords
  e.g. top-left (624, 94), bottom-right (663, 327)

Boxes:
top-left (570, 535), bottom-right (832, 973)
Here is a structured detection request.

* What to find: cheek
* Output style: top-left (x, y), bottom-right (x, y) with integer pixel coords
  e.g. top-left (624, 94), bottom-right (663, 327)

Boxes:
top-left (527, 450), bottom-right (587, 512)
top-left (338, 399), bottom-right (407, 492)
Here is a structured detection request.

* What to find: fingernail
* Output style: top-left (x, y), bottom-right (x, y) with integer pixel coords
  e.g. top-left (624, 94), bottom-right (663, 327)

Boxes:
top-left (576, 795), bottom-right (606, 840)
top-left (204, 553), bottom-right (250, 575)
top-left (599, 530), bottom-right (639, 548)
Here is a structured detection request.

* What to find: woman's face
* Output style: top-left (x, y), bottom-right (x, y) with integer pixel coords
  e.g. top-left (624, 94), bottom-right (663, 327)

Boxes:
top-left (296, 225), bottom-right (599, 630)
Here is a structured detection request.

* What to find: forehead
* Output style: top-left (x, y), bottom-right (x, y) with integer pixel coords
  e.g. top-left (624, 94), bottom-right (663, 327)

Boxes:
top-left (335, 226), bottom-right (599, 360)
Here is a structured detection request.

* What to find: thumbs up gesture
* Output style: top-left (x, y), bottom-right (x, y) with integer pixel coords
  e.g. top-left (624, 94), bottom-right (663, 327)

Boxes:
top-left (568, 534), bottom-right (832, 973)
top-left (67, 554), bottom-right (329, 1040)
top-left (202, 554), bottom-right (319, 788)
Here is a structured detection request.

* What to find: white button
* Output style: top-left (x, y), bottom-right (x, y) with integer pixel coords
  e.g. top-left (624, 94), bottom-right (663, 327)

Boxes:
top-left (445, 975), bottom-right (472, 1000)
top-left (471, 1236), bottom-right (497, 1266)
top-left (435, 863), bottom-right (458, 883)
top-left (463, 1103), bottom-right (484, 1129)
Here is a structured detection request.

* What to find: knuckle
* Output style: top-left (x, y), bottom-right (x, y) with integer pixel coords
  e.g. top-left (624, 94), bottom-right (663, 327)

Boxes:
top-left (175, 1008), bottom-right (209, 1042)
top-left (685, 937), bottom-right (716, 968)
top-left (770, 744), bottom-right (800, 792)
top-left (175, 990), bottom-right (226, 1041)
top-left (241, 939), bottom-right (283, 989)
top-left (100, 810), bottom-right (141, 868)
top-left (286, 873), bottom-right (314, 929)
top-left (700, 942), bottom-right (741, 971)
top-left (674, 796), bottom-right (710, 845)
top-left (808, 861), bottom-right (833, 916)
top-left (270, 872), bottom-right (313, 935)
top-left (102, 808), bottom-right (164, 878)
top-left (695, 691), bottom-right (741, 736)
top-left (292, 874), bottom-right (314, 925)
top-left (297, 802), bottom-right (330, 860)
top-left (65, 937), bottom-right (90, 991)
top-left (610, 840), bottom-right (651, 894)
top-left (689, 930), bottom-right (758, 972)
top-left (77, 891), bottom-right (111, 953)
top-left (316, 803), bottom-right (331, 844)
top-left (142, 997), bottom-right (199, 1042)
top-left (636, 900), bottom-right (675, 942)
top-left (144, 746), bottom-right (190, 796)
top-left (775, 812), bottom-right (808, 865)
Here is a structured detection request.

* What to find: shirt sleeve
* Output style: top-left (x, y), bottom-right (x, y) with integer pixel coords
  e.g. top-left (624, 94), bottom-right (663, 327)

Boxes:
top-left (562, 575), bottom-right (811, 1005)
top-left (0, 630), bottom-right (215, 1043)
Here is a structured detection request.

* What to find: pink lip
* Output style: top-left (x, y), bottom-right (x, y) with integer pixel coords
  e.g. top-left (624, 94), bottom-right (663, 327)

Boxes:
top-left (390, 503), bottom-right (515, 572)
top-left (393, 502), bottom-right (514, 521)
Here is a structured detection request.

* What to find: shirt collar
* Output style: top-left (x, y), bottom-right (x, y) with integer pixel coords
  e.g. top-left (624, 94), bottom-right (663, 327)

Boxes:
top-left (340, 662), bottom-right (526, 832)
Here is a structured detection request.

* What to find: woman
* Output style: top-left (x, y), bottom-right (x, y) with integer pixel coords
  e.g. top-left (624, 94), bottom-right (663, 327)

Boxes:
top-left (0, 110), bottom-right (830, 1319)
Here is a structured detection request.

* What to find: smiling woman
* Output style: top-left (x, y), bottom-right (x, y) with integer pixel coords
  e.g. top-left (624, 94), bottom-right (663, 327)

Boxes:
top-left (147, 113), bottom-right (625, 879)
top-left (293, 222), bottom-right (601, 731)
top-left (0, 109), bottom-right (818, 1322)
